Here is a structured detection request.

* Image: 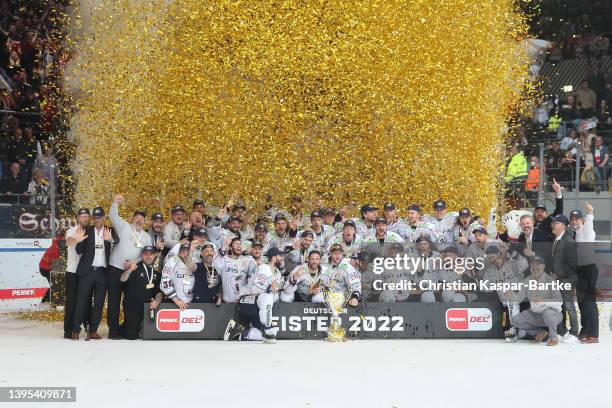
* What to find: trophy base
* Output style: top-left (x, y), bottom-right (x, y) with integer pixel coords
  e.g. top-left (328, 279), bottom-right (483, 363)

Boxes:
top-left (325, 324), bottom-right (347, 342)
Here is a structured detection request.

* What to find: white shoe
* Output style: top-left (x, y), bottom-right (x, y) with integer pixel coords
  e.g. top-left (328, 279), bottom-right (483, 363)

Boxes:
top-left (262, 327), bottom-right (278, 344)
top-left (562, 333), bottom-right (579, 344)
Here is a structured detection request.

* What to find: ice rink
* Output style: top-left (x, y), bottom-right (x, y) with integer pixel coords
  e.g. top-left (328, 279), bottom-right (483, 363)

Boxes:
top-left (1, 314), bottom-right (609, 408)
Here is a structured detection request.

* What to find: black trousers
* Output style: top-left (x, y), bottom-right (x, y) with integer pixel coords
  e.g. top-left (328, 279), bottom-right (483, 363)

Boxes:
top-left (39, 268), bottom-right (50, 302)
top-left (238, 301), bottom-right (265, 332)
top-left (72, 267), bottom-right (106, 333)
top-left (121, 306), bottom-right (145, 340)
top-left (106, 266), bottom-right (125, 337)
top-left (577, 264), bottom-right (599, 338)
top-left (63, 273), bottom-right (81, 335)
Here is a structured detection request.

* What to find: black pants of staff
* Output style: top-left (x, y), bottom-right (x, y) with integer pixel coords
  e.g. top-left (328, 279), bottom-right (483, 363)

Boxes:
top-left (577, 264), bottom-right (599, 338)
top-left (72, 267), bottom-right (106, 333)
top-left (120, 306), bottom-right (146, 340)
top-left (106, 266), bottom-right (125, 337)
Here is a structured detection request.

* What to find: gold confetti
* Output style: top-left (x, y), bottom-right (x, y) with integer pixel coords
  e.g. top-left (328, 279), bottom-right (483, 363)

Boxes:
top-left (64, 0), bottom-right (531, 219)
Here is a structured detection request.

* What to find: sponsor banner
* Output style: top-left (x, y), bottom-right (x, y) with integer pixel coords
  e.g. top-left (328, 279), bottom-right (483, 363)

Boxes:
top-left (445, 308), bottom-right (493, 331)
top-left (0, 288), bottom-right (48, 300)
top-left (156, 309), bottom-right (205, 332)
top-left (143, 302), bottom-right (504, 340)
top-left (10, 205), bottom-right (74, 238)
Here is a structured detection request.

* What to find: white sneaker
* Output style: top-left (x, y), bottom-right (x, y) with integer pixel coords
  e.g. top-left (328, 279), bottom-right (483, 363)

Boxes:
top-left (562, 333), bottom-right (579, 344)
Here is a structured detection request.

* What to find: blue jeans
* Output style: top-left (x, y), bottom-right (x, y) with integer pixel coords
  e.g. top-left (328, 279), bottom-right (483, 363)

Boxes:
top-left (594, 165), bottom-right (608, 186)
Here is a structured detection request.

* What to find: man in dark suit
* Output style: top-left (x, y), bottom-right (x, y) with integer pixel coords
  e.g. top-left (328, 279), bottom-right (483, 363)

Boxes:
top-left (71, 207), bottom-right (116, 340)
top-left (515, 213), bottom-right (553, 274)
top-left (550, 214), bottom-right (579, 342)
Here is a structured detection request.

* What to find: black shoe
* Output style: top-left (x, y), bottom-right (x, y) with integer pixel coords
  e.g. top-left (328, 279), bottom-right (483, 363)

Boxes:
top-left (108, 333), bottom-right (122, 340)
top-left (63, 333), bottom-right (72, 339)
top-left (223, 319), bottom-right (244, 341)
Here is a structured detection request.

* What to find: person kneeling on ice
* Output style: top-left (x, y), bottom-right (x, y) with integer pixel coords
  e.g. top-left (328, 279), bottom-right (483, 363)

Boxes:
top-left (224, 247), bottom-right (288, 343)
top-left (282, 250), bottom-right (328, 302)
top-left (504, 256), bottom-right (563, 346)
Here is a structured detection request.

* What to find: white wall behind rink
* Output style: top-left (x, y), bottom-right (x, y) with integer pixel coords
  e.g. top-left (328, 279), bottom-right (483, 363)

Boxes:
top-left (0, 238), bottom-right (51, 310)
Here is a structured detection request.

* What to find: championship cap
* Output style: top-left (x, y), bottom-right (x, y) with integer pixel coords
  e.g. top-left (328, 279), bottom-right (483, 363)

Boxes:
top-left (179, 243), bottom-right (191, 251)
top-left (329, 243), bottom-right (344, 253)
top-left (193, 199), bottom-right (205, 207)
top-left (534, 204), bottom-right (547, 212)
top-left (193, 228), bottom-right (207, 237)
top-left (550, 214), bottom-right (569, 226)
top-left (141, 245), bottom-right (156, 254)
top-left (255, 223), bottom-right (268, 232)
top-left (407, 204), bottom-right (421, 212)
top-left (569, 209), bottom-right (584, 219)
top-left (415, 235), bottom-right (430, 243)
top-left (151, 212), bottom-right (164, 221)
top-left (323, 208), bottom-right (336, 216)
top-left (310, 210), bottom-right (322, 219)
top-left (250, 240), bottom-right (264, 248)
top-left (229, 215), bottom-right (243, 223)
top-left (360, 204), bottom-right (378, 214)
top-left (343, 220), bottom-right (356, 229)
top-left (472, 226), bottom-right (487, 235)
top-left (77, 208), bottom-right (90, 216)
top-left (300, 231), bottom-right (314, 239)
top-left (383, 202), bottom-right (396, 211)
top-left (531, 255), bottom-right (546, 265)
top-left (171, 205), bottom-right (185, 214)
top-left (264, 247), bottom-right (285, 258)
top-left (201, 241), bottom-right (216, 250)
top-left (433, 199), bottom-right (446, 210)
top-left (374, 216), bottom-right (387, 225)
top-left (92, 207), bottom-right (105, 217)
top-left (485, 246), bottom-right (500, 255)
top-left (459, 208), bottom-right (471, 217)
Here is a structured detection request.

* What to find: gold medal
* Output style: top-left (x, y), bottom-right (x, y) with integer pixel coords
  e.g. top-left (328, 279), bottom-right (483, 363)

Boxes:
top-left (146, 283), bottom-right (154, 289)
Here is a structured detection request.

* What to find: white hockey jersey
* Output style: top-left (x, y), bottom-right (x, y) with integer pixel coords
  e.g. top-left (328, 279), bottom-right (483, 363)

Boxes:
top-left (160, 256), bottom-right (194, 303)
top-left (213, 253), bottom-right (258, 303)
top-left (422, 212), bottom-right (458, 251)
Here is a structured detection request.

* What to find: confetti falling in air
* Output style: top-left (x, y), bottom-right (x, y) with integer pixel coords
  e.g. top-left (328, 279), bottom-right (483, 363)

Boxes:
top-left (64, 0), bottom-right (531, 218)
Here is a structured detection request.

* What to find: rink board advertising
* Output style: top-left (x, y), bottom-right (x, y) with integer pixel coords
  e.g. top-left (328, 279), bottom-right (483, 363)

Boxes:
top-left (143, 302), bottom-right (504, 340)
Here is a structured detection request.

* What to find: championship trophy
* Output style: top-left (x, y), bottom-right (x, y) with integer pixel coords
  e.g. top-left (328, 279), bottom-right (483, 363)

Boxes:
top-left (323, 290), bottom-right (349, 342)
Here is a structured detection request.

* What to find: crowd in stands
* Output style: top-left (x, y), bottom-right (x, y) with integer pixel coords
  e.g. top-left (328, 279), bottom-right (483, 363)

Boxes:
top-left (0, 0), bottom-right (66, 205)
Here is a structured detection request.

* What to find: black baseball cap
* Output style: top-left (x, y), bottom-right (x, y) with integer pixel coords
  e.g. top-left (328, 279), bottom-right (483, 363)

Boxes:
top-left (343, 220), bottom-right (356, 229)
top-left (323, 208), bottom-right (336, 216)
top-left (310, 210), bottom-right (322, 219)
top-left (473, 226), bottom-right (487, 235)
top-left (485, 246), bottom-right (500, 255)
top-left (329, 243), bottom-right (344, 253)
top-left (151, 212), bottom-right (164, 221)
top-left (300, 231), bottom-right (314, 239)
top-left (551, 214), bottom-right (569, 226)
top-left (360, 204), bottom-right (378, 214)
top-left (569, 210), bottom-right (584, 219)
top-left (274, 213), bottom-right (287, 222)
top-left (459, 208), bottom-right (471, 217)
top-left (374, 216), bottom-right (387, 225)
top-left (92, 207), bottom-right (105, 217)
top-left (142, 245), bottom-right (156, 254)
top-left (264, 247), bottom-right (285, 258)
top-left (232, 203), bottom-right (246, 211)
top-left (77, 208), bottom-right (90, 216)
top-left (531, 255), bottom-right (546, 264)
top-left (255, 223), bottom-right (268, 231)
top-left (179, 243), bottom-right (191, 251)
top-left (229, 215), bottom-right (243, 223)
top-left (433, 199), bottom-right (446, 210)
top-left (193, 199), bottom-right (205, 207)
top-left (250, 240), bottom-right (264, 248)
top-left (133, 210), bottom-right (146, 218)
top-left (407, 204), bottom-right (421, 212)
top-left (383, 202), bottom-right (396, 211)
top-left (201, 241), bottom-right (215, 250)
top-left (534, 204), bottom-right (547, 212)
top-left (193, 228), bottom-right (207, 237)
top-left (171, 205), bottom-right (185, 214)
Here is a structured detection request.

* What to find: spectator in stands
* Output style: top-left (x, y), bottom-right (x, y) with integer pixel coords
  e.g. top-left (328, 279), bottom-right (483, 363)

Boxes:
top-left (524, 156), bottom-right (542, 206)
top-left (558, 151), bottom-right (576, 190)
top-left (592, 136), bottom-right (609, 192)
top-left (579, 130), bottom-right (595, 167)
top-left (559, 94), bottom-right (578, 122)
top-left (559, 127), bottom-right (578, 156)
top-left (504, 144), bottom-right (528, 184)
top-left (6, 127), bottom-right (26, 165)
top-left (22, 126), bottom-right (37, 167)
top-left (597, 98), bottom-right (611, 130)
top-left (544, 142), bottom-right (563, 182)
top-left (575, 81), bottom-right (597, 118)
top-left (27, 167), bottom-right (48, 205)
top-left (33, 141), bottom-right (58, 184)
top-left (0, 161), bottom-right (26, 202)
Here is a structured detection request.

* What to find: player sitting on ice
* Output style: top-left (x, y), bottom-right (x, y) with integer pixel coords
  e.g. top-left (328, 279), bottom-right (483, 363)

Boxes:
top-left (282, 250), bottom-right (328, 302)
top-left (224, 247), bottom-right (288, 343)
top-left (324, 244), bottom-right (361, 307)
top-left (503, 256), bottom-right (563, 346)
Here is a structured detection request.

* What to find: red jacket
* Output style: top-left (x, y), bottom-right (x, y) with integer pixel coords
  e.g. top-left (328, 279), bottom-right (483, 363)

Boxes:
top-left (39, 236), bottom-right (63, 271)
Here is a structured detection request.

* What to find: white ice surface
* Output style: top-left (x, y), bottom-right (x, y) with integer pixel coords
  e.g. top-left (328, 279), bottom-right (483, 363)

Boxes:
top-left (0, 314), bottom-right (609, 408)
